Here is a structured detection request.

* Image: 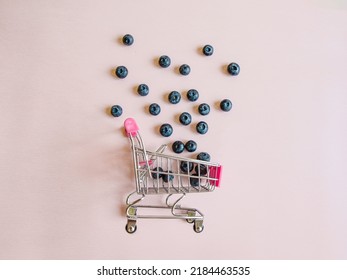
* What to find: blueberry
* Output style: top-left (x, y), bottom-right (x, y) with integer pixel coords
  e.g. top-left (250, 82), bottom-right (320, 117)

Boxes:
top-left (137, 84), bottom-right (149, 96)
top-left (198, 103), bottom-right (210, 115)
top-left (110, 105), bottom-right (123, 117)
top-left (227, 62), bottom-right (240, 76)
top-left (203, 44), bottom-right (214, 56)
top-left (179, 112), bottom-right (192, 126)
top-left (197, 152), bottom-right (211, 162)
top-left (187, 89), bottom-right (199, 102)
top-left (179, 64), bottom-right (191, 76)
top-left (162, 171), bottom-right (174, 183)
top-left (180, 161), bottom-right (194, 173)
top-left (149, 103), bottom-right (161, 116)
top-left (195, 164), bottom-right (208, 176)
top-left (122, 34), bottom-right (134, 46)
top-left (172, 141), bottom-right (185, 154)
top-left (160, 123), bottom-right (173, 137)
top-left (196, 121), bottom-right (208, 134)
top-left (159, 55), bottom-right (171, 68)
top-left (185, 140), bottom-right (197, 152)
top-left (152, 167), bottom-right (164, 179)
top-left (220, 99), bottom-right (232, 112)
top-left (168, 91), bottom-right (181, 104)
top-left (190, 174), bottom-right (200, 187)
top-left (115, 66), bottom-right (128, 79)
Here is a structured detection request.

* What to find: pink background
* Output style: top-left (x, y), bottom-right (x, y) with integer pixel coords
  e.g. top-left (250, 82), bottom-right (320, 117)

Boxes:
top-left (1, 0), bottom-right (347, 259)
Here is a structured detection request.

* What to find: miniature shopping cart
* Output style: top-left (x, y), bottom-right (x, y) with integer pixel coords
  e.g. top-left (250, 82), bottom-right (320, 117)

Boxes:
top-left (124, 118), bottom-right (223, 233)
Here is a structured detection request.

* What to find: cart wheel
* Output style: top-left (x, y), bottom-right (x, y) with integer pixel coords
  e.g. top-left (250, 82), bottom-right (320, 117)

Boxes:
top-left (193, 224), bottom-right (204, 233)
top-left (125, 223), bottom-right (137, 234)
top-left (186, 218), bottom-right (194, 224)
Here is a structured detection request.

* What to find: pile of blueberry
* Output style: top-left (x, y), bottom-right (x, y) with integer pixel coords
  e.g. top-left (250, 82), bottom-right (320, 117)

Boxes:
top-left (110, 34), bottom-right (239, 158)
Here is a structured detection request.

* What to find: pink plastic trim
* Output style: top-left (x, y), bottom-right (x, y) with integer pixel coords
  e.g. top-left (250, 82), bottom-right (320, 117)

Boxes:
top-left (209, 165), bottom-right (223, 187)
top-left (124, 118), bottom-right (139, 137)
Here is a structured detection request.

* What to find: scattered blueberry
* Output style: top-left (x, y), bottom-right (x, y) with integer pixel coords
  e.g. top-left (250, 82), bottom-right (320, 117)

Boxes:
top-left (179, 112), bottom-right (192, 126)
top-left (227, 62), bottom-right (240, 76)
top-left (197, 152), bottom-right (211, 162)
top-left (190, 174), bottom-right (200, 187)
top-left (149, 103), bottom-right (161, 116)
top-left (185, 140), bottom-right (197, 152)
top-left (180, 161), bottom-right (194, 173)
top-left (172, 141), bottom-right (185, 154)
top-left (110, 105), bottom-right (123, 117)
top-left (195, 164), bottom-right (208, 176)
top-left (220, 99), bottom-right (232, 112)
top-left (137, 84), bottom-right (149, 96)
top-left (160, 123), bottom-right (173, 137)
top-left (168, 91), bottom-right (181, 104)
top-left (179, 64), bottom-right (191, 76)
top-left (152, 167), bottom-right (164, 179)
top-left (162, 171), bottom-right (174, 183)
top-left (187, 89), bottom-right (199, 102)
top-left (196, 121), bottom-right (208, 134)
top-left (159, 55), bottom-right (171, 68)
top-left (203, 44), bottom-right (214, 56)
top-left (198, 103), bottom-right (210, 116)
top-left (122, 34), bottom-right (134, 46)
top-left (115, 66), bottom-right (128, 79)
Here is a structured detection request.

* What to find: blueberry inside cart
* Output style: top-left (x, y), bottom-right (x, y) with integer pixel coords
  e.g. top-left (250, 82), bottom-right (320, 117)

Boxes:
top-left (124, 118), bottom-right (222, 233)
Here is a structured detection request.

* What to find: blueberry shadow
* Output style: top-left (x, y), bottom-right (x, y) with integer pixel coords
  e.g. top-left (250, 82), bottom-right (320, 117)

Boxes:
top-left (153, 57), bottom-right (160, 67)
top-left (196, 46), bottom-right (204, 56)
top-left (174, 66), bottom-right (181, 75)
top-left (214, 101), bottom-right (221, 111)
top-left (110, 68), bottom-right (117, 78)
top-left (221, 64), bottom-right (229, 76)
top-left (174, 113), bottom-right (181, 125)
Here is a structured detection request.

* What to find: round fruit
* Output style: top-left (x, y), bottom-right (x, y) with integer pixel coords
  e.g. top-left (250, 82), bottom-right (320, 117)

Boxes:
top-left (115, 66), bottom-right (128, 78)
top-left (198, 103), bottom-right (210, 116)
top-left (179, 112), bottom-right (192, 126)
top-left (162, 171), bottom-right (174, 183)
top-left (203, 44), bottom-right (214, 56)
top-left (197, 152), bottom-right (211, 162)
top-left (180, 161), bottom-right (194, 173)
top-left (159, 55), bottom-right (171, 68)
top-left (122, 34), bottom-right (134, 46)
top-left (187, 89), bottom-right (199, 102)
top-left (152, 167), bottom-right (164, 179)
top-left (195, 164), bottom-right (208, 176)
top-left (185, 140), bottom-right (197, 152)
top-left (179, 64), bottom-right (191, 75)
top-left (220, 99), bottom-right (232, 112)
top-left (172, 141), bottom-right (185, 154)
top-left (159, 123), bottom-right (173, 137)
top-left (110, 105), bottom-right (123, 117)
top-left (227, 62), bottom-right (240, 76)
top-left (168, 91), bottom-right (181, 104)
top-left (137, 84), bottom-right (149, 96)
top-left (190, 175), bottom-right (200, 187)
top-left (149, 103), bottom-right (161, 116)
top-left (196, 121), bottom-right (208, 134)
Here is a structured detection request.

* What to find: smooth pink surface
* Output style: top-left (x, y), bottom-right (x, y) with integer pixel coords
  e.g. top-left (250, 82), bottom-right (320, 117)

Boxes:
top-left (1, 0), bottom-right (347, 259)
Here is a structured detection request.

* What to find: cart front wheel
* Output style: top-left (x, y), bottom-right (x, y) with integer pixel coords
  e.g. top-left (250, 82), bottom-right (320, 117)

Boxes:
top-left (193, 223), bottom-right (204, 233)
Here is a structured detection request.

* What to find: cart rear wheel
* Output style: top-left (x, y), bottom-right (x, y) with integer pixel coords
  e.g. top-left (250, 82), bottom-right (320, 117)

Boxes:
top-left (186, 218), bottom-right (194, 224)
top-left (125, 223), bottom-right (137, 234)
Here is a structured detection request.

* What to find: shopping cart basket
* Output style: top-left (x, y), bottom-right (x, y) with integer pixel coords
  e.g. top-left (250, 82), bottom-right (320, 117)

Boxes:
top-left (124, 118), bottom-right (223, 233)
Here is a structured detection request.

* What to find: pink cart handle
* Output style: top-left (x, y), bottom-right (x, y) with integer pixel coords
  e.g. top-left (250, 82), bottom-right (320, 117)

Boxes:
top-left (209, 165), bottom-right (223, 187)
top-left (124, 118), bottom-right (139, 137)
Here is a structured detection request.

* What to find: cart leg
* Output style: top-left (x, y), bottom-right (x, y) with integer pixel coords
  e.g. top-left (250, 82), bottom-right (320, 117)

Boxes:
top-left (193, 219), bottom-right (204, 233)
top-left (186, 210), bottom-right (196, 224)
